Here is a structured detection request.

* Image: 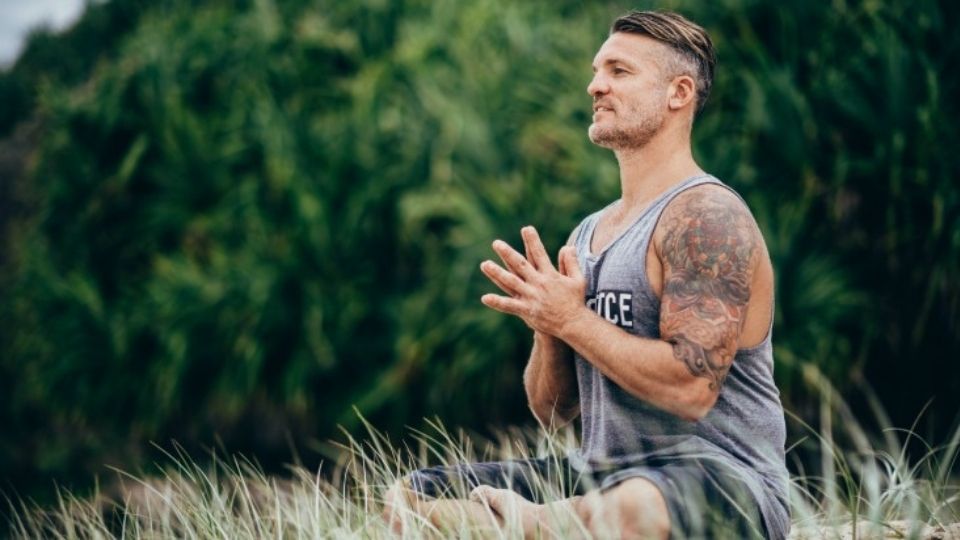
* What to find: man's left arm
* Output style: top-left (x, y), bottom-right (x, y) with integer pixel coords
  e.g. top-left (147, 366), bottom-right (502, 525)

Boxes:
top-left (481, 189), bottom-right (759, 422)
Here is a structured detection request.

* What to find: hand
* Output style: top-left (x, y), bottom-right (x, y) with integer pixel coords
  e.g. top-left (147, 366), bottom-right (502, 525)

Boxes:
top-left (479, 226), bottom-right (588, 338)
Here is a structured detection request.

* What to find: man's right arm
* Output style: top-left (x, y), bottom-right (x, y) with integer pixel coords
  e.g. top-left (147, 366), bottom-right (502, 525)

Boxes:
top-left (523, 330), bottom-right (579, 428)
top-left (481, 225), bottom-right (582, 428)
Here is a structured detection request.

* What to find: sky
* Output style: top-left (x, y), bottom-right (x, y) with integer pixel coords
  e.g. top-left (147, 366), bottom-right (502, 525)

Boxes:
top-left (0, 0), bottom-right (87, 68)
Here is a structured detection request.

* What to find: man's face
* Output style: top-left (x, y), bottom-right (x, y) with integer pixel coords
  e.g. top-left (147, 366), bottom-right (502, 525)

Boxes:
top-left (587, 32), bottom-right (671, 150)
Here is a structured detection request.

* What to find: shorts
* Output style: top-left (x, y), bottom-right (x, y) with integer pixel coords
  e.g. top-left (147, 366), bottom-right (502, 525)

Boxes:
top-left (407, 455), bottom-right (773, 539)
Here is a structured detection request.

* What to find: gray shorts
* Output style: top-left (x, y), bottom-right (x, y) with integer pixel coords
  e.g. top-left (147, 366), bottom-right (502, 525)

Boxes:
top-left (407, 455), bottom-right (777, 539)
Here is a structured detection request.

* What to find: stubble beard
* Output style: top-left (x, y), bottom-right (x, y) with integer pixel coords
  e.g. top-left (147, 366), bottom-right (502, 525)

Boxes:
top-left (588, 108), bottom-right (665, 151)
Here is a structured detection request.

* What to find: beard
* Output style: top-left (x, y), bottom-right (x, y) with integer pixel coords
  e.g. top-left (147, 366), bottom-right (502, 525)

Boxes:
top-left (588, 106), bottom-right (665, 150)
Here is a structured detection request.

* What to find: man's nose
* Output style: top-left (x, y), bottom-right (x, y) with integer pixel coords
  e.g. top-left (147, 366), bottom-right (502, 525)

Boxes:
top-left (587, 74), bottom-right (610, 97)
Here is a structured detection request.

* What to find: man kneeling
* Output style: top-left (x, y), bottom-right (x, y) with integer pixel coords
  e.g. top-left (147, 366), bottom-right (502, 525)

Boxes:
top-left (384, 10), bottom-right (790, 539)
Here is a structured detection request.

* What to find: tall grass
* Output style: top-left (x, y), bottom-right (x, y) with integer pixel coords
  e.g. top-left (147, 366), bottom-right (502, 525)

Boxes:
top-left (8, 379), bottom-right (960, 540)
top-left (786, 368), bottom-right (960, 539)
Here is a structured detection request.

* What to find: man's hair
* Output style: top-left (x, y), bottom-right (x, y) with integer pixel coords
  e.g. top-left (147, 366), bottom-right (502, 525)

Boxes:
top-left (611, 11), bottom-right (716, 116)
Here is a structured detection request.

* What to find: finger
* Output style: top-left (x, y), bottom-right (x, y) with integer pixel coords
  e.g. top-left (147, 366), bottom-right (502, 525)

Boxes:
top-left (560, 246), bottom-right (583, 280)
top-left (481, 293), bottom-right (528, 317)
top-left (492, 239), bottom-right (537, 281)
top-left (521, 226), bottom-right (555, 272)
top-left (480, 260), bottom-right (532, 297)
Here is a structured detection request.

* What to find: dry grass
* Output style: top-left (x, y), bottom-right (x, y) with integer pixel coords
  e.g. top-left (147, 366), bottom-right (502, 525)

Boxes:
top-left (8, 378), bottom-right (960, 539)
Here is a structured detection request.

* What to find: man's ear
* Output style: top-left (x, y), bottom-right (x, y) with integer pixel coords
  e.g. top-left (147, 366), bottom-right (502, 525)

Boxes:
top-left (667, 75), bottom-right (696, 111)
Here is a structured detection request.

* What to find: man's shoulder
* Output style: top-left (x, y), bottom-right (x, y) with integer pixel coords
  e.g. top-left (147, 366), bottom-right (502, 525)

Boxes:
top-left (661, 181), bottom-right (753, 220)
top-left (651, 181), bottom-right (768, 284)
top-left (653, 182), bottom-right (763, 252)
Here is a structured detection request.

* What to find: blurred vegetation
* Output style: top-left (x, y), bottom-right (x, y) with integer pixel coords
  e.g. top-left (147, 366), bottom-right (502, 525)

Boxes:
top-left (0, 0), bottom-right (957, 503)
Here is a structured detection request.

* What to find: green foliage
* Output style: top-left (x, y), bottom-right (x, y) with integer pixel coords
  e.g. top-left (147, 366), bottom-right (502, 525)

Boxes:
top-left (0, 0), bottom-right (153, 137)
top-left (0, 0), bottom-right (958, 502)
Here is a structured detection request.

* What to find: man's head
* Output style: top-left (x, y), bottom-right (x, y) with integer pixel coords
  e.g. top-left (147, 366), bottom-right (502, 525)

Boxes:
top-left (587, 11), bottom-right (716, 150)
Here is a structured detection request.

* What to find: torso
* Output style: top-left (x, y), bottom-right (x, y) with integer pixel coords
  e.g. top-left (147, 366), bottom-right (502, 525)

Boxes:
top-left (589, 183), bottom-right (774, 349)
top-left (573, 176), bottom-right (790, 537)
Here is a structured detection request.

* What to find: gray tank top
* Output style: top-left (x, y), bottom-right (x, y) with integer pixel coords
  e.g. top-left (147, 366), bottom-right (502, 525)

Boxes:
top-left (567, 174), bottom-right (789, 536)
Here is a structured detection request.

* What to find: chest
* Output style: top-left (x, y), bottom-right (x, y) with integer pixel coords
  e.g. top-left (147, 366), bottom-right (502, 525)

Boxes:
top-left (588, 213), bottom-right (665, 299)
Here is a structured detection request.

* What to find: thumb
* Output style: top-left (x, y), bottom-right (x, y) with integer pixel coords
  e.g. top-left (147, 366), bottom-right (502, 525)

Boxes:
top-left (560, 246), bottom-right (583, 279)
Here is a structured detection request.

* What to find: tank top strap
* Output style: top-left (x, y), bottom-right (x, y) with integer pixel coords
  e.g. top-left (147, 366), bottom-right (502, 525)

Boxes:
top-left (578, 174), bottom-right (716, 263)
top-left (571, 200), bottom-right (615, 256)
top-left (646, 174), bottom-right (721, 214)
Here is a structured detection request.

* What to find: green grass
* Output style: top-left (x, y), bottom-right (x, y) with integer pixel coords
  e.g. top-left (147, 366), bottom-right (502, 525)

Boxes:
top-left (8, 380), bottom-right (960, 539)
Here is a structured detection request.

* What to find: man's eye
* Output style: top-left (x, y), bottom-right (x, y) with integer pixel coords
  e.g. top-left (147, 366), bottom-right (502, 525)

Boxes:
top-left (612, 68), bottom-right (627, 75)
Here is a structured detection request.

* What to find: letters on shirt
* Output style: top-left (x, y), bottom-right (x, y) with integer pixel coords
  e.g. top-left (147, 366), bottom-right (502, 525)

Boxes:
top-left (585, 290), bottom-right (633, 329)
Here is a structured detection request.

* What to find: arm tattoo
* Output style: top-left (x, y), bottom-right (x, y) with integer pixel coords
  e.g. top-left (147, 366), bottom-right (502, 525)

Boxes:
top-left (658, 188), bottom-right (758, 393)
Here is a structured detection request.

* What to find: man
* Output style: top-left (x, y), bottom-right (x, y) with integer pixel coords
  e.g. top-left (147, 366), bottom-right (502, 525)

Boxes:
top-left (384, 11), bottom-right (789, 539)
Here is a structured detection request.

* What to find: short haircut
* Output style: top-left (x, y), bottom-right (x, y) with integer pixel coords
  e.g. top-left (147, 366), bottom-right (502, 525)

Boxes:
top-left (611, 11), bottom-right (716, 116)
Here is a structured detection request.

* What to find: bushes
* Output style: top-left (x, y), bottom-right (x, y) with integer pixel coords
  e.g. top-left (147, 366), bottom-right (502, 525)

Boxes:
top-left (1, 0), bottom-right (958, 501)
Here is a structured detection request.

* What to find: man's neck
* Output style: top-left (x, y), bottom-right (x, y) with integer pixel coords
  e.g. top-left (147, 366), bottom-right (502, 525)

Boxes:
top-left (612, 127), bottom-right (703, 213)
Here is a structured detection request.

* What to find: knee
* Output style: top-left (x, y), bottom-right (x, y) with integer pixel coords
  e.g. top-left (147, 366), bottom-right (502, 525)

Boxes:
top-left (606, 479), bottom-right (670, 539)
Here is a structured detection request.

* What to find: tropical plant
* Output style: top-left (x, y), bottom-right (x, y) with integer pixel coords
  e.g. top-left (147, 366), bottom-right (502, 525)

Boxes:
top-left (0, 0), bottom-right (957, 504)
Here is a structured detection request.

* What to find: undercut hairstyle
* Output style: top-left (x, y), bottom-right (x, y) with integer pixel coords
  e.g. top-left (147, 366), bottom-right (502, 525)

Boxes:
top-left (611, 11), bottom-right (716, 116)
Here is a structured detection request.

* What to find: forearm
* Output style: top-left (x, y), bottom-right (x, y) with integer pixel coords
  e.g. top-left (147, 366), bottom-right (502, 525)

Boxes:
top-left (558, 307), bottom-right (714, 422)
top-left (523, 331), bottom-right (579, 428)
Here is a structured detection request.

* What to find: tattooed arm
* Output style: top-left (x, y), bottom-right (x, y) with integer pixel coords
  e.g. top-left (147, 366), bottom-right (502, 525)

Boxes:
top-left (656, 186), bottom-right (757, 395)
top-left (558, 187), bottom-right (758, 420)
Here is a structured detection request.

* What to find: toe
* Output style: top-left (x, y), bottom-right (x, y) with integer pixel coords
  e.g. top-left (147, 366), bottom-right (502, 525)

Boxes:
top-left (471, 485), bottom-right (511, 516)
top-left (470, 485), bottom-right (494, 504)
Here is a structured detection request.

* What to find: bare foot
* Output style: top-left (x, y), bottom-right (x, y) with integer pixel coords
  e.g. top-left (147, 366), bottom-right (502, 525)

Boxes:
top-left (470, 486), bottom-right (549, 539)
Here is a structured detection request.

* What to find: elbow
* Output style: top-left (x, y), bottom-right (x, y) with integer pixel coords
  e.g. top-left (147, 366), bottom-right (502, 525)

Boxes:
top-left (678, 406), bottom-right (709, 423)
top-left (531, 401), bottom-right (579, 429)
top-left (676, 385), bottom-right (718, 423)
